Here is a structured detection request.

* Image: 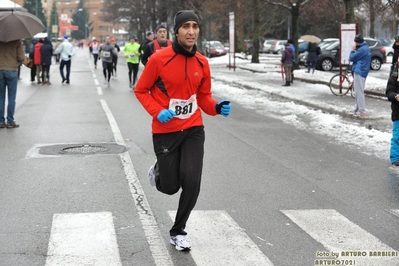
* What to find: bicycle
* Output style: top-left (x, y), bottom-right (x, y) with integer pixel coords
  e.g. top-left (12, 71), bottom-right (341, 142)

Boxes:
top-left (329, 65), bottom-right (355, 98)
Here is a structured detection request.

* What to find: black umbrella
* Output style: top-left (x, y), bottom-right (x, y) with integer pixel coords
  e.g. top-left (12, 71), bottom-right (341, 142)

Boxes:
top-left (0, 11), bottom-right (45, 42)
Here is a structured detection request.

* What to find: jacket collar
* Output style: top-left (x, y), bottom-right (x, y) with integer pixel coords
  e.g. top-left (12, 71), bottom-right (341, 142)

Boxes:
top-left (172, 40), bottom-right (197, 57)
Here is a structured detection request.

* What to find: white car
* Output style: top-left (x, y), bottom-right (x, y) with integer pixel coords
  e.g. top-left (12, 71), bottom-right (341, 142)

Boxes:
top-left (262, 40), bottom-right (276, 53)
top-left (271, 40), bottom-right (286, 54)
top-left (385, 41), bottom-right (394, 57)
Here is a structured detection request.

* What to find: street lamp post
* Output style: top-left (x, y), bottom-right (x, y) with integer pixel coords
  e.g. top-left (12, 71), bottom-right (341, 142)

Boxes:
top-left (78, 8), bottom-right (87, 40)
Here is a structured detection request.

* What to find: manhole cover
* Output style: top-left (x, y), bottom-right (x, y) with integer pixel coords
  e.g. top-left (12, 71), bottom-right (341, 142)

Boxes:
top-left (37, 143), bottom-right (126, 156)
top-left (62, 145), bottom-right (110, 154)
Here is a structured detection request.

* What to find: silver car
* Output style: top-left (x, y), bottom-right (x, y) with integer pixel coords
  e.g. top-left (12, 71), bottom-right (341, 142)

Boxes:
top-left (262, 40), bottom-right (276, 53)
top-left (272, 40), bottom-right (286, 54)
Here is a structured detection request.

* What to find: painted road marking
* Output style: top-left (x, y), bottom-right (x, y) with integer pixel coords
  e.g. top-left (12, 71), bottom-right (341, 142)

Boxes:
top-left (101, 100), bottom-right (173, 265)
top-left (45, 212), bottom-right (121, 265)
top-left (389, 209), bottom-right (399, 218)
top-left (168, 210), bottom-right (274, 266)
top-left (282, 209), bottom-right (399, 265)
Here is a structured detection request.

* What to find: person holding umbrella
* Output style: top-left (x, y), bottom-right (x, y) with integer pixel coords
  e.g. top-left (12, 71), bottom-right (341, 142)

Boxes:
top-left (0, 39), bottom-right (25, 128)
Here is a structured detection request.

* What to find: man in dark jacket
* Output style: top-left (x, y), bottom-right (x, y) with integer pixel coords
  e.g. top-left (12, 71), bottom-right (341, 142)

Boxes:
top-left (139, 31), bottom-right (154, 62)
top-left (305, 42), bottom-right (320, 74)
top-left (386, 69), bottom-right (399, 165)
top-left (40, 37), bottom-right (53, 85)
top-left (391, 36), bottom-right (399, 76)
top-left (28, 38), bottom-right (38, 82)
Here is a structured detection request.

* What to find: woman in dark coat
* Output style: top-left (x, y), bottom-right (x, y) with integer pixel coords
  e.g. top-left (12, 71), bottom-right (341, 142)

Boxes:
top-left (28, 38), bottom-right (38, 82)
top-left (40, 37), bottom-right (53, 85)
top-left (306, 42), bottom-right (320, 74)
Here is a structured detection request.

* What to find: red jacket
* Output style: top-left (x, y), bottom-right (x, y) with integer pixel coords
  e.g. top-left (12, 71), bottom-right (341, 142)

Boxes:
top-left (34, 42), bottom-right (42, 65)
top-left (135, 42), bottom-right (218, 134)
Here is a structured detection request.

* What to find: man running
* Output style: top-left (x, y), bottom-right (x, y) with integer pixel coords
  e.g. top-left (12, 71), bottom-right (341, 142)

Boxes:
top-left (134, 10), bottom-right (232, 251)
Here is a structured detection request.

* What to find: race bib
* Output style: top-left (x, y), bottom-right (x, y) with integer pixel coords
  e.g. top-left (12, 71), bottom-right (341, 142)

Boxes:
top-left (169, 94), bottom-right (198, 119)
top-left (102, 51), bottom-right (111, 57)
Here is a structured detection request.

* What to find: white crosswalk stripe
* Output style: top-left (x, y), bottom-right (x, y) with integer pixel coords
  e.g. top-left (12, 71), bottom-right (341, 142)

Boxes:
top-left (45, 212), bottom-right (122, 266)
top-left (281, 209), bottom-right (399, 265)
top-left (43, 209), bottom-right (399, 265)
top-left (168, 210), bottom-right (274, 266)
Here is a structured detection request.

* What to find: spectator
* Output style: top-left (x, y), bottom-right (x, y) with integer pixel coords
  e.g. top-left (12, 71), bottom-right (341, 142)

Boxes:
top-left (281, 42), bottom-right (294, 86)
top-left (55, 35), bottom-right (75, 84)
top-left (0, 39), bottom-right (25, 128)
top-left (40, 37), bottom-right (53, 85)
top-left (34, 38), bottom-right (43, 84)
top-left (349, 34), bottom-right (371, 117)
top-left (28, 38), bottom-right (38, 82)
top-left (305, 42), bottom-right (320, 74)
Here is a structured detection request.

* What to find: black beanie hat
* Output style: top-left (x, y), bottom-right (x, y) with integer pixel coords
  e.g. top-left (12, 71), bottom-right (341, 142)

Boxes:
top-left (173, 10), bottom-right (200, 33)
top-left (155, 24), bottom-right (166, 33)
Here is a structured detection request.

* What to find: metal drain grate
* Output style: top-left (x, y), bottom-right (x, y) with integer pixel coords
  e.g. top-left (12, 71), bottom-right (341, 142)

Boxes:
top-left (62, 144), bottom-right (110, 154)
top-left (36, 143), bottom-right (127, 156)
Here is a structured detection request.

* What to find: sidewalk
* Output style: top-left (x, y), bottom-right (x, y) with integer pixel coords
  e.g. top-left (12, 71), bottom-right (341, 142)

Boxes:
top-left (209, 55), bottom-right (392, 125)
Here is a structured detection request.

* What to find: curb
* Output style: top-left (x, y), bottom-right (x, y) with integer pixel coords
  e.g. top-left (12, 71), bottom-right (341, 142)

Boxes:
top-left (237, 65), bottom-right (386, 98)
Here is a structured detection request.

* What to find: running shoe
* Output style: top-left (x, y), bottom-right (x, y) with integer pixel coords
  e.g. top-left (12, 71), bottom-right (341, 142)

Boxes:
top-left (103, 79), bottom-right (107, 85)
top-left (170, 235), bottom-right (191, 251)
top-left (148, 162), bottom-right (157, 187)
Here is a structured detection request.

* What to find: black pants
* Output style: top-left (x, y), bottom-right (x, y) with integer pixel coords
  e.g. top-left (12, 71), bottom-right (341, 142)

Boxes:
top-left (112, 57), bottom-right (118, 75)
top-left (127, 62), bottom-right (139, 85)
top-left (93, 54), bottom-right (99, 66)
top-left (152, 126), bottom-right (205, 236)
top-left (59, 59), bottom-right (71, 82)
top-left (102, 61), bottom-right (113, 81)
top-left (30, 64), bottom-right (36, 82)
top-left (42, 65), bottom-right (50, 83)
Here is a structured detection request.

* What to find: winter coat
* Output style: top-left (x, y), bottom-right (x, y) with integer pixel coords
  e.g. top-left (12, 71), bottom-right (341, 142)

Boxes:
top-left (40, 37), bottom-right (53, 66)
top-left (307, 42), bottom-right (319, 63)
top-left (386, 75), bottom-right (399, 122)
top-left (55, 39), bottom-right (74, 61)
top-left (134, 40), bottom-right (218, 134)
top-left (34, 41), bottom-right (43, 65)
top-left (349, 42), bottom-right (371, 78)
top-left (122, 42), bottom-right (141, 64)
top-left (393, 42), bottom-right (399, 64)
top-left (0, 40), bottom-right (25, 71)
top-left (281, 45), bottom-right (293, 66)
top-left (29, 38), bottom-right (38, 59)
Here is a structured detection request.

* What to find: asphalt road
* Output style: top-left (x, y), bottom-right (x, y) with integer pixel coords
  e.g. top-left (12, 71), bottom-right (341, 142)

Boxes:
top-left (0, 48), bottom-right (398, 266)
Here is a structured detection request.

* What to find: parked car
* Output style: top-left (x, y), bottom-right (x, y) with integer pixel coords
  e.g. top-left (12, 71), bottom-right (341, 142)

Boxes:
top-left (298, 38), bottom-right (338, 55)
top-left (385, 41), bottom-right (394, 57)
top-left (203, 41), bottom-right (227, 58)
top-left (299, 37), bottom-right (386, 71)
top-left (271, 40), bottom-right (286, 54)
top-left (262, 39), bottom-right (276, 53)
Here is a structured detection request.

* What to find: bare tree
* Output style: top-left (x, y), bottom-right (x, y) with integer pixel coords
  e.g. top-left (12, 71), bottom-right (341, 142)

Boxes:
top-left (266, 0), bottom-right (312, 68)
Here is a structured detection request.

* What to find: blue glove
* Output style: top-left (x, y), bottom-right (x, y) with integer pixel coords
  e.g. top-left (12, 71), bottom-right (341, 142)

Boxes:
top-left (216, 100), bottom-right (231, 117)
top-left (157, 109), bottom-right (176, 123)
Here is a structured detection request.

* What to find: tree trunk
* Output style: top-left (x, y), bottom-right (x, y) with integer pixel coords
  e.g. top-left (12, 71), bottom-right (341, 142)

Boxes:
top-left (291, 5), bottom-right (299, 69)
top-left (344, 0), bottom-right (355, 23)
top-left (369, 0), bottom-right (375, 38)
top-left (251, 0), bottom-right (261, 63)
